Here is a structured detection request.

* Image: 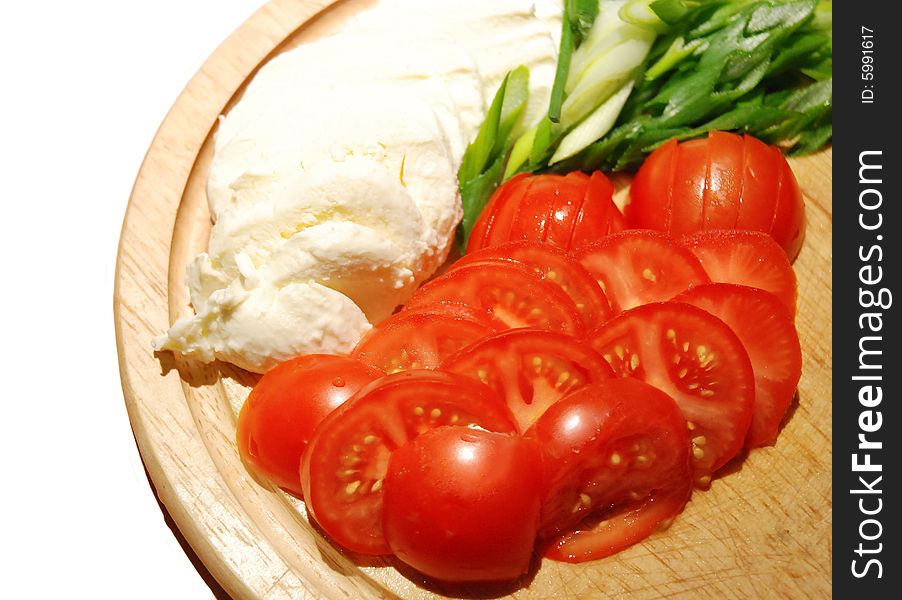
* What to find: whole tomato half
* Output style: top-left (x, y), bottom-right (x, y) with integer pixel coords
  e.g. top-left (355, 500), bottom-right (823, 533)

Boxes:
top-left (382, 427), bottom-right (543, 582)
top-left (626, 131), bottom-right (806, 260)
top-left (467, 171), bottom-right (624, 253)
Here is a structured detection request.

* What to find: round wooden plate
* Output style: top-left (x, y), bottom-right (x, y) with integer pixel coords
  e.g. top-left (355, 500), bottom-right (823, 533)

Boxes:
top-left (115, 1), bottom-right (833, 598)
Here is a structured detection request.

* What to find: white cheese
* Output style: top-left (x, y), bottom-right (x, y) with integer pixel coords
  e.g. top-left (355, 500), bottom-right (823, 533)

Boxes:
top-left (154, 277), bottom-right (372, 374)
top-left (348, 0), bottom-right (558, 135)
top-left (156, 0), bottom-right (562, 373)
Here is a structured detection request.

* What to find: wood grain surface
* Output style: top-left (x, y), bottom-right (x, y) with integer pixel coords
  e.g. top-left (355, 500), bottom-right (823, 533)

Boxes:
top-left (114, 1), bottom-right (833, 598)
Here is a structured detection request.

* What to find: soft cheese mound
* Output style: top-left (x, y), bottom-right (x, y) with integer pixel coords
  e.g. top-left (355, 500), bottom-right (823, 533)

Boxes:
top-left (154, 0), bottom-right (559, 373)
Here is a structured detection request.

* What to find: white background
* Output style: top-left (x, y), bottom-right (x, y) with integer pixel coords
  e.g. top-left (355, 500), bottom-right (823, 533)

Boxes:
top-left (1, 2), bottom-right (263, 597)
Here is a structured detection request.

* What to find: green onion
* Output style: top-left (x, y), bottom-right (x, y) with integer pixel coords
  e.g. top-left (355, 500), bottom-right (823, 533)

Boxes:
top-left (456, 67), bottom-right (530, 248)
top-left (458, 0), bottom-right (832, 246)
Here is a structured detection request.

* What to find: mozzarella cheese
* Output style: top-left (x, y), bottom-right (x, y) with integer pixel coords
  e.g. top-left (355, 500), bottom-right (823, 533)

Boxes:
top-left (154, 0), bottom-right (560, 373)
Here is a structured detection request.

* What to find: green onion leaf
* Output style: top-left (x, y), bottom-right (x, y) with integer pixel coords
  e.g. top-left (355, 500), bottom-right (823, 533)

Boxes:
top-left (548, 12), bottom-right (575, 123)
top-left (456, 66), bottom-right (530, 249)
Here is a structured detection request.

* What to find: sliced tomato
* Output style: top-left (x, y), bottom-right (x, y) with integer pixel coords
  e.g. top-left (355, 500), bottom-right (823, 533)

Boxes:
top-left (768, 149), bottom-right (806, 262)
top-left (682, 229), bottom-right (798, 315)
top-left (467, 171), bottom-right (623, 253)
top-left (587, 302), bottom-right (755, 484)
top-left (451, 241), bottom-right (613, 329)
top-left (544, 486), bottom-right (691, 562)
top-left (299, 370), bottom-right (517, 555)
top-left (442, 329), bottom-right (614, 432)
top-left (351, 304), bottom-right (501, 373)
top-left (569, 171), bottom-right (624, 249)
top-left (546, 171), bottom-right (591, 247)
top-left (626, 131), bottom-right (806, 259)
top-left (525, 380), bottom-right (691, 549)
top-left (505, 175), bottom-right (559, 243)
top-left (701, 130), bottom-right (744, 230)
top-left (734, 135), bottom-right (781, 235)
top-left (667, 135), bottom-right (708, 236)
top-left (467, 173), bottom-right (533, 253)
top-left (383, 427), bottom-right (543, 581)
top-left (404, 261), bottom-right (584, 336)
top-left (674, 283), bottom-right (802, 447)
top-left (236, 355), bottom-right (382, 496)
top-left (575, 230), bottom-right (710, 313)
top-left (626, 138), bottom-right (676, 232)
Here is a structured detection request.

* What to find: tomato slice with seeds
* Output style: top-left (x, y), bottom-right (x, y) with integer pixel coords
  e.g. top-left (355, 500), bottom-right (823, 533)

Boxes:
top-left (351, 304), bottom-right (502, 373)
top-left (299, 370), bottom-right (517, 555)
top-left (236, 355), bottom-right (382, 497)
top-left (404, 261), bottom-right (584, 336)
top-left (442, 329), bottom-right (614, 432)
top-left (587, 302), bottom-right (755, 484)
top-left (682, 229), bottom-right (798, 315)
top-left (575, 230), bottom-right (710, 313)
top-left (526, 379), bottom-right (692, 550)
top-left (452, 241), bottom-right (613, 329)
top-left (544, 485), bottom-right (691, 562)
top-left (674, 283), bottom-right (802, 448)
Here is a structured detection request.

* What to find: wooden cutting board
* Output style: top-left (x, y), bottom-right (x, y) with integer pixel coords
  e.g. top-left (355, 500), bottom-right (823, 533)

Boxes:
top-left (114, 1), bottom-right (833, 598)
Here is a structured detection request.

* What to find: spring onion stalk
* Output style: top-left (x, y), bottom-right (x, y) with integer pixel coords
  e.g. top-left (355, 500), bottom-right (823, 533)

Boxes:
top-left (556, 0), bottom-right (832, 171)
top-left (456, 67), bottom-right (530, 248)
top-left (505, 0), bottom-right (661, 177)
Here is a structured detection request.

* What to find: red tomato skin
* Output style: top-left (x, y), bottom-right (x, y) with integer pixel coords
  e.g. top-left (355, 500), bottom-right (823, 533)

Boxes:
top-left (467, 171), bottom-right (623, 253)
top-left (506, 177), bottom-right (557, 243)
top-left (626, 132), bottom-right (805, 259)
top-left (734, 135), bottom-right (780, 234)
top-left (667, 137), bottom-right (708, 236)
top-left (382, 427), bottom-right (543, 582)
top-left (701, 131), bottom-right (744, 229)
top-left (467, 174), bottom-right (533, 252)
top-left (547, 171), bottom-right (591, 247)
top-left (625, 138), bottom-right (677, 232)
top-left (769, 151), bottom-right (806, 260)
top-left (569, 171), bottom-right (622, 249)
top-left (300, 370), bottom-right (517, 555)
top-left (236, 354), bottom-right (382, 496)
top-left (587, 302), bottom-right (755, 483)
top-left (682, 229), bottom-right (798, 315)
top-left (525, 379), bottom-right (692, 544)
top-left (674, 283), bottom-right (802, 447)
